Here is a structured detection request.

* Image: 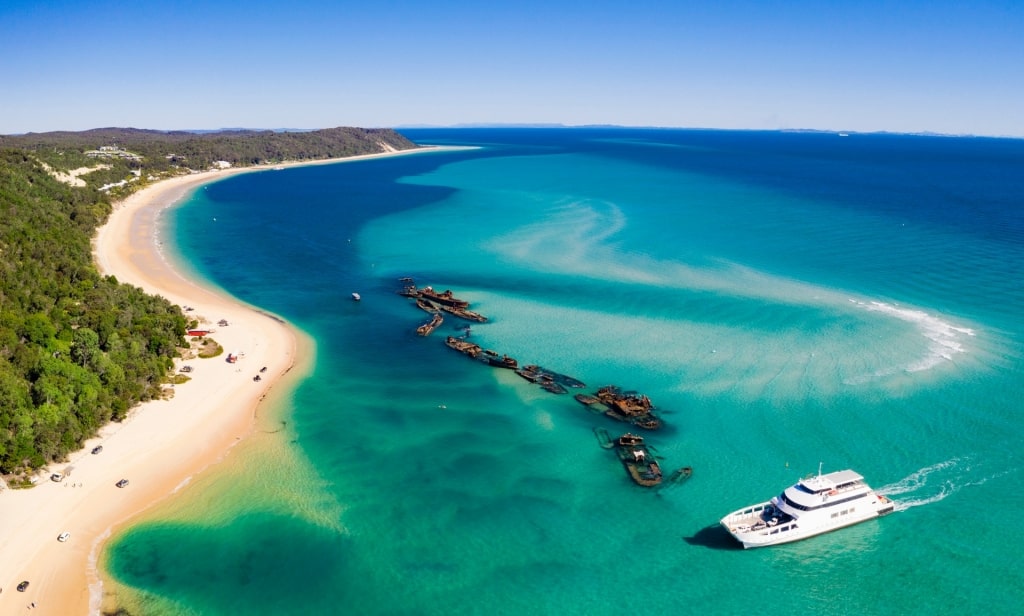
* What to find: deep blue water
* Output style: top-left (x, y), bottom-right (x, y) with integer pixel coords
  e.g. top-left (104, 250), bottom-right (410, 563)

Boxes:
top-left (108, 129), bottom-right (1024, 615)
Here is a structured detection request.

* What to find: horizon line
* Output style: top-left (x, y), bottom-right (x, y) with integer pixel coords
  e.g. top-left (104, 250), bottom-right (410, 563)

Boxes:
top-left (3, 124), bottom-right (1022, 141)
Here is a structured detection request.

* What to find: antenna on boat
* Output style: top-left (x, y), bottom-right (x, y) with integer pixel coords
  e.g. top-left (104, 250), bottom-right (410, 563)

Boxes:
top-left (817, 461), bottom-right (823, 478)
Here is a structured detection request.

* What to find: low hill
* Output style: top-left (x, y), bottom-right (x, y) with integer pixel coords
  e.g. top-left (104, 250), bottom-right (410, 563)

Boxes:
top-left (0, 126), bottom-right (418, 199)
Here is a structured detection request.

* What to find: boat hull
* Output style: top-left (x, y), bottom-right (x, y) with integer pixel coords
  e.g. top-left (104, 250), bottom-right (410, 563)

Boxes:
top-left (720, 495), bottom-right (894, 549)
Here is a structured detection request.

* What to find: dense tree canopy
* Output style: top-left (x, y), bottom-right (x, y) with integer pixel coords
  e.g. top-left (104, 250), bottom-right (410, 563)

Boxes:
top-left (0, 150), bottom-right (185, 472)
top-left (0, 127), bottom-right (418, 474)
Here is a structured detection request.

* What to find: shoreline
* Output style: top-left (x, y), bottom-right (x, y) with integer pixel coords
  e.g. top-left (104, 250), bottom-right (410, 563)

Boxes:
top-left (0, 147), bottom-right (436, 615)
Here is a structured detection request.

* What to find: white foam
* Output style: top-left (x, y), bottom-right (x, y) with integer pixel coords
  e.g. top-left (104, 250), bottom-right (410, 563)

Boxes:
top-left (848, 299), bottom-right (975, 376)
top-left (892, 489), bottom-right (953, 512)
top-left (499, 201), bottom-right (984, 382)
top-left (377, 179), bottom-right (987, 392)
top-left (87, 527), bottom-right (113, 615)
top-left (877, 458), bottom-right (962, 496)
top-left (172, 475), bottom-right (194, 494)
top-left (878, 457), bottom-right (1013, 513)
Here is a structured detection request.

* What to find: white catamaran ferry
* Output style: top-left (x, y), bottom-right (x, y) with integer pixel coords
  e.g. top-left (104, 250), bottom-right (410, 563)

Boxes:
top-left (720, 467), bottom-right (894, 549)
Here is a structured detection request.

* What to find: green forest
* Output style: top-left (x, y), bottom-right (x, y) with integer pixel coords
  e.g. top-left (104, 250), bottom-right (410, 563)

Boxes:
top-left (0, 127), bottom-right (417, 199)
top-left (0, 127), bottom-right (417, 477)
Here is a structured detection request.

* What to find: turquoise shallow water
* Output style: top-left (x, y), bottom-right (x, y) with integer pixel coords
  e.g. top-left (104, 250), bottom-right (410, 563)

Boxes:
top-left (109, 129), bottom-right (1024, 615)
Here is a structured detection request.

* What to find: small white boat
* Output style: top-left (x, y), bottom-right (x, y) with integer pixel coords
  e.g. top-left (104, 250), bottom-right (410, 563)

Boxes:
top-left (720, 466), bottom-right (894, 549)
top-left (351, 292), bottom-right (361, 301)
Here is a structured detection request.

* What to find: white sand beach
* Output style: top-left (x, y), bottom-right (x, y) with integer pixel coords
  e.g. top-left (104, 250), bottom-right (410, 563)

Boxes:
top-left (0, 148), bottom-right (431, 615)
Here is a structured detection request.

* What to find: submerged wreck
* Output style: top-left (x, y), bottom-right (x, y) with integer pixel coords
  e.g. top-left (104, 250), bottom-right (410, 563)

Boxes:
top-left (575, 385), bottom-right (663, 430)
top-left (399, 281), bottom-right (488, 322)
top-left (594, 427), bottom-right (692, 489)
top-left (445, 335), bottom-right (481, 358)
top-left (415, 297), bottom-right (439, 313)
top-left (436, 303), bottom-right (488, 323)
top-left (480, 349), bottom-right (518, 369)
top-left (516, 364), bottom-right (585, 395)
top-left (613, 433), bottom-right (663, 487)
top-left (416, 312), bottom-right (444, 336)
top-left (444, 336), bottom-right (517, 369)
top-left (418, 286), bottom-right (470, 309)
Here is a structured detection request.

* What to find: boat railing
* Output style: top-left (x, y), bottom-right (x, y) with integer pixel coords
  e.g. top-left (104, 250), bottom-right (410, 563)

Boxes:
top-left (722, 502), bottom-right (772, 526)
top-left (724, 504), bottom-right (797, 536)
top-left (831, 482), bottom-right (866, 496)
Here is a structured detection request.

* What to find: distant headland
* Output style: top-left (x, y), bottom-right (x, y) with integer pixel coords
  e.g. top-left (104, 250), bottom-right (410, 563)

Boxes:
top-left (0, 126), bottom-right (418, 199)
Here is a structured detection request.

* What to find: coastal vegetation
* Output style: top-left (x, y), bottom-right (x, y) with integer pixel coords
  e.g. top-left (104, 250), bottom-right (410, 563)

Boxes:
top-left (196, 338), bottom-right (224, 359)
top-left (0, 127), bottom-right (416, 199)
top-left (0, 127), bottom-right (417, 476)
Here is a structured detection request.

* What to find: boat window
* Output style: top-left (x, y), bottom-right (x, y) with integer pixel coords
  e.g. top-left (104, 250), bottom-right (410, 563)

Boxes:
top-left (781, 492), bottom-right (866, 512)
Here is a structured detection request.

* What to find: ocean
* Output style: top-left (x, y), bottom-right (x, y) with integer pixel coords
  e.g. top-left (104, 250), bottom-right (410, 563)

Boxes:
top-left (106, 129), bottom-right (1024, 615)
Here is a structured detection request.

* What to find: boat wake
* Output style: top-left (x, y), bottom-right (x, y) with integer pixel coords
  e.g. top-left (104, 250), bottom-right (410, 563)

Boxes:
top-left (877, 457), bottom-right (1013, 512)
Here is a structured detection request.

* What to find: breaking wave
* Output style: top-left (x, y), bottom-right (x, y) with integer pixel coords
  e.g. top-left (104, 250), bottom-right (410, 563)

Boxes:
top-left (850, 300), bottom-right (975, 367)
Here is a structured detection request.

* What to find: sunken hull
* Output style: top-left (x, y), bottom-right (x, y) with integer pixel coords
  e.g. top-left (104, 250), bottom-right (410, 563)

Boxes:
top-left (445, 336), bottom-right (481, 357)
top-left (613, 434), bottom-right (662, 487)
top-left (480, 349), bottom-right (517, 369)
top-left (416, 312), bottom-right (444, 336)
top-left (517, 366), bottom-right (569, 394)
top-left (419, 288), bottom-right (470, 309)
top-left (594, 386), bottom-right (662, 430)
top-left (415, 298), bottom-right (439, 313)
top-left (437, 303), bottom-right (488, 322)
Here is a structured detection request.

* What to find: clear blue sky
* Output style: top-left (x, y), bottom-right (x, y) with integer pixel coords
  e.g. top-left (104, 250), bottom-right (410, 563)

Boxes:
top-left (2, 0), bottom-right (1022, 136)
